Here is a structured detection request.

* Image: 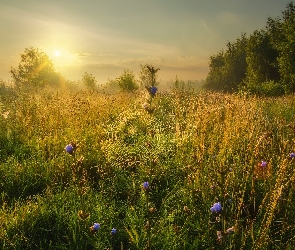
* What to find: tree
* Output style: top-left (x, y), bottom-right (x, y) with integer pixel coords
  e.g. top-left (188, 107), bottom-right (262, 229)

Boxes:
top-left (204, 51), bottom-right (226, 91)
top-left (245, 30), bottom-right (279, 84)
top-left (116, 69), bottom-right (138, 92)
top-left (10, 47), bottom-right (60, 88)
top-left (204, 34), bottom-right (248, 92)
top-left (267, 2), bottom-right (295, 93)
top-left (82, 72), bottom-right (97, 89)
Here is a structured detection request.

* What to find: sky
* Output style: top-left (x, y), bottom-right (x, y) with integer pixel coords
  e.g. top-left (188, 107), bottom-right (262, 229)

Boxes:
top-left (0, 0), bottom-right (292, 85)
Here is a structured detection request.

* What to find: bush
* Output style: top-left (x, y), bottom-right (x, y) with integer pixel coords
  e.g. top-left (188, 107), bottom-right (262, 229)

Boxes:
top-left (116, 70), bottom-right (138, 92)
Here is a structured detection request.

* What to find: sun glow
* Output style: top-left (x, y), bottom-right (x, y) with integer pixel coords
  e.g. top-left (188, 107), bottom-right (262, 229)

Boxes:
top-left (54, 50), bottom-right (61, 57)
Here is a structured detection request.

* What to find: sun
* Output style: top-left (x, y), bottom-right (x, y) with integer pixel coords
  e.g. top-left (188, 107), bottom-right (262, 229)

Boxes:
top-left (54, 50), bottom-right (61, 57)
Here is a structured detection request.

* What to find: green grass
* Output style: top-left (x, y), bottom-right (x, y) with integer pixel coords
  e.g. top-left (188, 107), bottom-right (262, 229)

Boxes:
top-left (1, 87), bottom-right (295, 249)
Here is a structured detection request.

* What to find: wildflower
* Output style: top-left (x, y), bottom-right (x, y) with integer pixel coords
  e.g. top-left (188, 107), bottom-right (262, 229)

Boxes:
top-left (210, 202), bottom-right (222, 213)
top-left (150, 86), bottom-right (157, 95)
top-left (143, 181), bottom-right (149, 191)
top-left (110, 228), bottom-right (117, 236)
top-left (65, 144), bottom-right (74, 155)
top-left (290, 152), bottom-right (295, 159)
top-left (254, 160), bottom-right (271, 180)
top-left (90, 223), bottom-right (100, 233)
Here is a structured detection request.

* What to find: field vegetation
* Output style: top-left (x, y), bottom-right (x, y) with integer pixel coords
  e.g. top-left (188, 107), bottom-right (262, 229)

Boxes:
top-left (1, 82), bottom-right (295, 249)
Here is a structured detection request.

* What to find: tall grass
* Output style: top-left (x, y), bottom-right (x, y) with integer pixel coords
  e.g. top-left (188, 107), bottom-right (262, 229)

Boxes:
top-left (1, 87), bottom-right (295, 249)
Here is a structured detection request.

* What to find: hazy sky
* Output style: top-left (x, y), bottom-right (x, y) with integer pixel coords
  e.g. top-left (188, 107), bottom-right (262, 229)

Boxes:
top-left (0, 0), bottom-right (292, 84)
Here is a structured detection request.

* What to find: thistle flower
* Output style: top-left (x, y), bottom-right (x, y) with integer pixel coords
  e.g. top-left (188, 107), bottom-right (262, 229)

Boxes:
top-left (110, 228), bottom-right (117, 236)
top-left (260, 161), bottom-right (267, 168)
top-left (65, 144), bottom-right (74, 155)
top-left (290, 152), bottom-right (295, 159)
top-left (143, 181), bottom-right (149, 191)
top-left (210, 202), bottom-right (222, 213)
top-left (90, 223), bottom-right (100, 233)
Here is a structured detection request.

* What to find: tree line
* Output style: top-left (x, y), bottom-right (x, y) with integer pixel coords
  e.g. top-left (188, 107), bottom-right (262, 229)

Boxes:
top-left (6, 46), bottom-right (159, 93)
top-left (204, 2), bottom-right (295, 96)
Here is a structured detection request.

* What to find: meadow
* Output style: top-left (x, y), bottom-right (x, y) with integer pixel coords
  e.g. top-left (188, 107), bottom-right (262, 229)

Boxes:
top-left (1, 85), bottom-right (295, 249)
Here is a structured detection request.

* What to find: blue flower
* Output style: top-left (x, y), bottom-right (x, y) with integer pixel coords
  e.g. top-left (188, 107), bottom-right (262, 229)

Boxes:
top-left (290, 153), bottom-right (295, 159)
top-left (93, 223), bottom-right (100, 231)
top-left (143, 181), bottom-right (149, 191)
top-left (150, 86), bottom-right (157, 95)
top-left (65, 144), bottom-right (74, 155)
top-left (110, 228), bottom-right (117, 235)
top-left (90, 222), bottom-right (100, 234)
top-left (210, 202), bottom-right (222, 213)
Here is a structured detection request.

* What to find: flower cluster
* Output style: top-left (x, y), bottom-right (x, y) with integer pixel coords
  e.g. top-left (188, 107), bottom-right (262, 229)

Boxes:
top-left (89, 223), bottom-right (117, 238)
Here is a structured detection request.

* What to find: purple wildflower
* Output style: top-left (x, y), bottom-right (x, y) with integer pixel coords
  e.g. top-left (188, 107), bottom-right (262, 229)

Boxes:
top-left (150, 86), bottom-right (157, 95)
top-left (143, 181), bottom-right (149, 191)
top-left (90, 222), bottom-right (100, 234)
top-left (260, 161), bottom-right (267, 168)
top-left (290, 153), bottom-right (295, 159)
top-left (210, 202), bottom-right (222, 213)
top-left (93, 223), bottom-right (100, 231)
top-left (110, 228), bottom-right (117, 236)
top-left (65, 144), bottom-right (74, 155)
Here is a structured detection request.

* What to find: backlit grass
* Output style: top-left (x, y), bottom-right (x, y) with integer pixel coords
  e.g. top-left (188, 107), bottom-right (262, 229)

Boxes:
top-left (1, 87), bottom-right (295, 249)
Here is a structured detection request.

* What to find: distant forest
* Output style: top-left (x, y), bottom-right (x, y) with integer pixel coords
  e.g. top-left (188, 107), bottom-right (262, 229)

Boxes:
top-left (204, 2), bottom-right (295, 96)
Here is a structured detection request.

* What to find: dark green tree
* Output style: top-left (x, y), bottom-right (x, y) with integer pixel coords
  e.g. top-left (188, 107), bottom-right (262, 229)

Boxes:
top-left (204, 34), bottom-right (248, 92)
top-left (10, 47), bottom-right (60, 89)
top-left (243, 29), bottom-right (281, 95)
top-left (204, 51), bottom-right (226, 91)
top-left (267, 2), bottom-right (295, 93)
